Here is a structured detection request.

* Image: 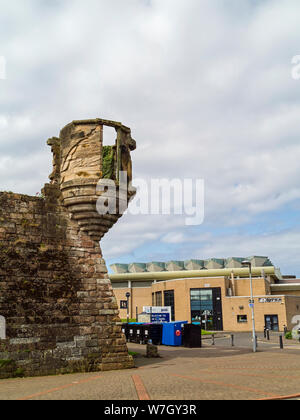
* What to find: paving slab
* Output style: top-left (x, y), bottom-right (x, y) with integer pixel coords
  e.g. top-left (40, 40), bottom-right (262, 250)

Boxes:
top-left (1, 334), bottom-right (300, 400)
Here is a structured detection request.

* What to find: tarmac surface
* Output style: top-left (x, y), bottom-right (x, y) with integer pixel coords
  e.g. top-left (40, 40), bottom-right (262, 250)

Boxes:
top-left (1, 332), bottom-right (300, 400)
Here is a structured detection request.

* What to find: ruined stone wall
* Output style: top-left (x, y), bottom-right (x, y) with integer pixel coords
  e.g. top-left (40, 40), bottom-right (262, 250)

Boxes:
top-left (0, 185), bottom-right (133, 379)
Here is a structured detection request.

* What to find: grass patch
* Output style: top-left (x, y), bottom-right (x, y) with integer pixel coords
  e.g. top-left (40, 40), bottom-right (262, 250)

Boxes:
top-left (128, 351), bottom-right (139, 357)
top-left (201, 330), bottom-right (213, 335)
top-left (121, 319), bottom-right (137, 323)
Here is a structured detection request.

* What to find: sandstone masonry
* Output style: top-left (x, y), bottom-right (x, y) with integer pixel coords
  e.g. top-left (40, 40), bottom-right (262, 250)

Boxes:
top-left (0, 119), bottom-right (136, 379)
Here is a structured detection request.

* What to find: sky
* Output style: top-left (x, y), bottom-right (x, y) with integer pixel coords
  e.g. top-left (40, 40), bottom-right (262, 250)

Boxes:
top-left (0, 0), bottom-right (300, 276)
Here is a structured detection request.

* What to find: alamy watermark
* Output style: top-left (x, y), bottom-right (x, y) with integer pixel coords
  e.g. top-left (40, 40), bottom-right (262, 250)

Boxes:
top-left (291, 315), bottom-right (300, 339)
top-left (0, 56), bottom-right (6, 80)
top-left (96, 172), bottom-right (205, 226)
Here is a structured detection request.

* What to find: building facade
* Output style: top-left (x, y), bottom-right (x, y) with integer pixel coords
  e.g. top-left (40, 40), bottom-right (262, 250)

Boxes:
top-left (110, 258), bottom-right (300, 333)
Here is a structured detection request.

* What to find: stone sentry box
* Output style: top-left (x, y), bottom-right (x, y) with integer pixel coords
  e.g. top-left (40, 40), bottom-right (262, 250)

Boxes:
top-left (0, 119), bottom-right (136, 379)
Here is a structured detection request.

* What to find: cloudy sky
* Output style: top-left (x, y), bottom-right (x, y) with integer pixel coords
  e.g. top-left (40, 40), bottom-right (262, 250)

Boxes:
top-left (1, 0), bottom-right (300, 275)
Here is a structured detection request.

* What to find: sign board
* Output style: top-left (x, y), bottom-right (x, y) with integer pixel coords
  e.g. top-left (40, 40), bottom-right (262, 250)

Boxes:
top-left (120, 300), bottom-right (128, 310)
top-left (143, 306), bottom-right (172, 323)
top-left (138, 313), bottom-right (151, 323)
top-left (151, 313), bottom-right (170, 323)
top-left (259, 298), bottom-right (282, 304)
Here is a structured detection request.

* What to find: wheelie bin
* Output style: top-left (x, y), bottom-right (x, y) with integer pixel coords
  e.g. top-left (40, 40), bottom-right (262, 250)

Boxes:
top-left (183, 324), bottom-right (202, 348)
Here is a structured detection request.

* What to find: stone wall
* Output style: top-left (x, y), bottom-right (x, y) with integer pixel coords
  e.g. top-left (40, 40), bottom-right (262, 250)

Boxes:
top-left (0, 118), bottom-right (137, 379)
top-left (0, 185), bottom-right (133, 379)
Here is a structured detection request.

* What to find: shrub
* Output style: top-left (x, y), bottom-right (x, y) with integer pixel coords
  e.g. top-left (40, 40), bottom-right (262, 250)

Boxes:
top-left (285, 331), bottom-right (293, 340)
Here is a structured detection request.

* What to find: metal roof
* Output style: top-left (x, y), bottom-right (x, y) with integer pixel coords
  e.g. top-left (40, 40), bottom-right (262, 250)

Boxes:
top-left (110, 256), bottom-right (276, 274)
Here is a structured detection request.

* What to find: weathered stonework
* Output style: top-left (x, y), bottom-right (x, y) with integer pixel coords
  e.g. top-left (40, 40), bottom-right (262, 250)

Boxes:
top-left (0, 119), bottom-right (136, 379)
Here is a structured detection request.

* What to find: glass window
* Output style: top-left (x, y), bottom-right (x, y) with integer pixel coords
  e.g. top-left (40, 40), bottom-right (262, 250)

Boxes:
top-left (155, 292), bottom-right (162, 307)
top-left (200, 290), bottom-right (213, 301)
top-left (164, 290), bottom-right (175, 321)
top-left (237, 315), bottom-right (248, 323)
top-left (191, 290), bottom-right (200, 300)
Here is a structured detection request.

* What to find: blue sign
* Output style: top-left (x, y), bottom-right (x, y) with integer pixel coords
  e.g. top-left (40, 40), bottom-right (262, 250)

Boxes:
top-left (151, 313), bottom-right (170, 323)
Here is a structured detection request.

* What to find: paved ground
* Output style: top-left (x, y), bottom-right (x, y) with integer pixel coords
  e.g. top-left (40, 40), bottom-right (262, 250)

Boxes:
top-left (1, 332), bottom-right (300, 400)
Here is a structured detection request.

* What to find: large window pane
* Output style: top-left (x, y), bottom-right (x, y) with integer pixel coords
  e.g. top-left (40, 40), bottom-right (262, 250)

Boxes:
top-left (155, 292), bottom-right (162, 307)
top-left (191, 290), bottom-right (200, 300)
top-left (200, 290), bottom-right (213, 301)
top-left (164, 290), bottom-right (175, 321)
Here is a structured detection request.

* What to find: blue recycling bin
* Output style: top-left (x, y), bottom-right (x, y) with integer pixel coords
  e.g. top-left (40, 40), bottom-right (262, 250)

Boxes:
top-left (162, 321), bottom-right (188, 346)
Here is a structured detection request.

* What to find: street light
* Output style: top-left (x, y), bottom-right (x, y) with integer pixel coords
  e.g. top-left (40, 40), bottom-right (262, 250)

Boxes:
top-left (242, 260), bottom-right (257, 353)
top-left (126, 292), bottom-right (131, 323)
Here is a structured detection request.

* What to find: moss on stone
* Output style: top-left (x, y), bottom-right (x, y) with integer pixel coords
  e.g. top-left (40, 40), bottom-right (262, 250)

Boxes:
top-left (0, 359), bottom-right (14, 369)
top-left (14, 368), bottom-right (25, 378)
top-left (102, 146), bottom-right (115, 179)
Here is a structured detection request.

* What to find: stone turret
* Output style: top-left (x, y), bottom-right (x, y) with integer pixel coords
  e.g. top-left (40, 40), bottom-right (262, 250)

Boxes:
top-left (47, 119), bottom-right (136, 241)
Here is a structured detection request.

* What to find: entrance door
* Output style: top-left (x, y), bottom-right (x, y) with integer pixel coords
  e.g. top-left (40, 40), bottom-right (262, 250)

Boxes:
top-left (265, 315), bottom-right (279, 332)
top-left (190, 288), bottom-right (223, 331)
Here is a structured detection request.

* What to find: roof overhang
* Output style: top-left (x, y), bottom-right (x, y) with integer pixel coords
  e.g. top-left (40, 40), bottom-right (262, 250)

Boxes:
top-left (271, 284), bottom-right (300, 292)
top-left (109, 266), bottom-right (280, 282)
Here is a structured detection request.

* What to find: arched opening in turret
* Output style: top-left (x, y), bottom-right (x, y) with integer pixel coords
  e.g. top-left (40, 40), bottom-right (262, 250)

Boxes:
top-left (103, 126), bottom-right (117, 147)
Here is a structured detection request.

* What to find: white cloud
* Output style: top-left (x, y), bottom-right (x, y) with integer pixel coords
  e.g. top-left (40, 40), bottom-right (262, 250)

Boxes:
top-left (1, 0), bottom-right (300, 273)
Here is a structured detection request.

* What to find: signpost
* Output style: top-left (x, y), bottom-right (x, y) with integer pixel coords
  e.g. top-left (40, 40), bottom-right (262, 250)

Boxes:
top-left (143, 306), bottom-right (172, 323)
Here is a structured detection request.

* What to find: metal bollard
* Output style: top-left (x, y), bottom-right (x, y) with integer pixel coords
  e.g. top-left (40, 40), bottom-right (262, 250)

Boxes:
top-left (231, 334), bottom-right (234, 347)
top-left (279, 335), bottom-right (284, 349)
top-left (266, 329), bottom-right (270, 341)
top-left (255, 335), bottom-right (258, 349)
top-left (212, 334), bottom-right (215, 346)
top-left (264, 327), bottom-right (266, 339)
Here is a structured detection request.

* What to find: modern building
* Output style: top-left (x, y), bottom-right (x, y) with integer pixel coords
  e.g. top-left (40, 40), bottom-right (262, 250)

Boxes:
top-left (109, 257), bottom-right (300, 333)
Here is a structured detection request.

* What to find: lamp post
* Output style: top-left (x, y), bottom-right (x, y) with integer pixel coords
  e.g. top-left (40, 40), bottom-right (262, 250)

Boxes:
top-left (126, 292), bottom-right (131, 323)
top-left (242, 260), bottom-right (257, 353)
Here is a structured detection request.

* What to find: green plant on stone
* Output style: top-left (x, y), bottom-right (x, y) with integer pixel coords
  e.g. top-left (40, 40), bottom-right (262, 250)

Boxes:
top-left (14, 368), bottom-right (25, 378)
top-left (102, 146), bottom-right (115, 179)
top-left (0, 359), bottom-right (13, 369)
top-left (128, 351), bottom-right (139, 357)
